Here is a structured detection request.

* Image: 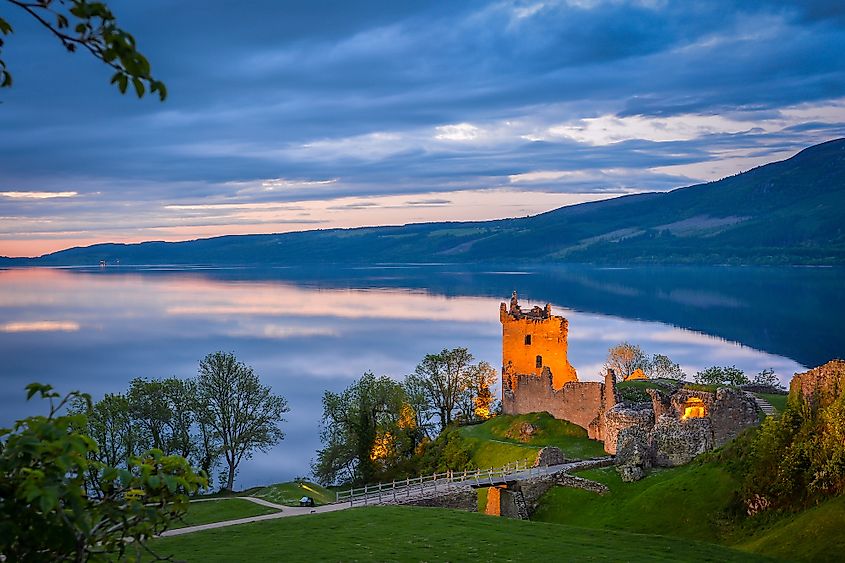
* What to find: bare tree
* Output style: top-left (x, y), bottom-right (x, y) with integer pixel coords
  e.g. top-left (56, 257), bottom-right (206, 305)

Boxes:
top-left (196, 351), bottom-right (289, 492)
top-left (604, 342), bottom-right (648, 382)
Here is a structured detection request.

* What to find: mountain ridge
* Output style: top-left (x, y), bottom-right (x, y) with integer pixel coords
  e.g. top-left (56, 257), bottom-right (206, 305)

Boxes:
top-left (4, 138), bottom-right (845, 265)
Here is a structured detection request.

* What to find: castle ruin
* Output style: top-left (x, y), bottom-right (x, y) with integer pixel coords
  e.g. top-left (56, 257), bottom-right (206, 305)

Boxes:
top-left (500, 291), bottom-right (615, 440)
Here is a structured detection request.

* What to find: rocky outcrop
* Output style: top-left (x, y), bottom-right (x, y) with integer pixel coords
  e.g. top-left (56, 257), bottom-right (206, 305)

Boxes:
top-left (650, 416), bottom-right (713, 467)
top-left (710, 387), bottom-right (760, 446)
top-left (790, 359), bottom-right (845, 408)
top-left (615, 426), bottom-right (652, 482)
top-left (533, 446), bottom-right (566, 467)
top-left (603, 404), bottom-right (654, 455)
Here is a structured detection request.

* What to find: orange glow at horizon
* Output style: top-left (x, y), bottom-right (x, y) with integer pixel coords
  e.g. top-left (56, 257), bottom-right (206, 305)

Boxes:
top-left (0, 190), bottom-right (618, 257)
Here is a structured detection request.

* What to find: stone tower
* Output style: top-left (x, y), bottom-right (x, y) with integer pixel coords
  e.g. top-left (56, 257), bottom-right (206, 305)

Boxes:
top-left (500, 291), bottom-right (578, 391)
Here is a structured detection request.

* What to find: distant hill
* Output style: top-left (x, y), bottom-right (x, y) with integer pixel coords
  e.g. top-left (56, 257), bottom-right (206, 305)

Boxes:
top-left (8, 138), bottom-right (845, 266)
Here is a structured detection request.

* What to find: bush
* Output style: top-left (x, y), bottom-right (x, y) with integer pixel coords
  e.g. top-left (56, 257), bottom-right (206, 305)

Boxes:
top-left (0, 384), bottom-right (205, 560)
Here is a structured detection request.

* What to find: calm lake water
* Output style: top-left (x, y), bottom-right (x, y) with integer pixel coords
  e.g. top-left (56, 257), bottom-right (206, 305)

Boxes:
top-left (1, 264), bottom-right (841, 488)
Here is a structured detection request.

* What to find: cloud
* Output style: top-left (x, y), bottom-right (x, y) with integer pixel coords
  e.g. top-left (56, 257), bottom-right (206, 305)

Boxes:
top-left (0, 191), bottom-right (78, 199)
top-left (0, 321), bottom-right (80, 332)
top-left (1, 0), bottom-right (844, 254)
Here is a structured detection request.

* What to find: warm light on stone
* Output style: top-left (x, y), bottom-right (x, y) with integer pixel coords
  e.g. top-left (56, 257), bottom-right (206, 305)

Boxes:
top-left (682, 397), bottom-right (707, 419)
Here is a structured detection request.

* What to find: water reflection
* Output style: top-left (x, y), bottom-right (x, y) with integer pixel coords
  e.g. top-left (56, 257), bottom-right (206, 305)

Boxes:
top-left (0, 266), bottom-right (817, 488)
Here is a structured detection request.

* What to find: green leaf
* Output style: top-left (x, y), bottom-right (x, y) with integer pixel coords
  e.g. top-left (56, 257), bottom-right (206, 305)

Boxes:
top-left (132, 77), bottom-right (144, 98)
top-left (0, 17), bottom-right (12, 35)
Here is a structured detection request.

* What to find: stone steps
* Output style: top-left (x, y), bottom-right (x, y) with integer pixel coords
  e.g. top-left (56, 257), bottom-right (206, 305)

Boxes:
top-left (745, 392), bottom-right (778, 416)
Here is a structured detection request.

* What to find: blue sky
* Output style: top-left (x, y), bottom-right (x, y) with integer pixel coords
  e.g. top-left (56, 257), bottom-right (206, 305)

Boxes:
top-left (1, 0), bottom-right (844, 255)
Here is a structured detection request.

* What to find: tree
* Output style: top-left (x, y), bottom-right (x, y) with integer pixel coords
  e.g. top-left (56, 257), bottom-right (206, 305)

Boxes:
top-left (407, 347), bottom-right (474, 431)
top-left (0, 383), bottom-right (204, 560)
top-left (314, 372), bottom-right (408, 486)
top-left (648, 353), bottom-right (686, 381)
top-left (458, 360), bottom-right (497, 422)
top-left (604, 342), bottom-right (648, 382)
top-left (752, 367), bottom-right (783, 389)
top-left (75, 391), bottom-right (135, 469)
top-left (694, 365), bottom-right (750, 386)
top-left (127, 376), bottom-right (172, 453)
top-left (196, 351), bottom-right (289, 491)
top-left (1, 0), bottom-right (165, 97)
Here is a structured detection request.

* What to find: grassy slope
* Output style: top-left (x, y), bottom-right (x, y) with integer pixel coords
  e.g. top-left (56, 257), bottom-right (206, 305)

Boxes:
top-left (172, 499), bottom-right (279, 529)
top-left (151, 506), bottom-right (769, 563)
top-left (458, 412), bottom-right (607, 468)
top-left (533, 464), bottom-right (739, 543)
top-left (532, 461), bottom-right (845, 562)
top-left (738, 496), bottom-right (845, 562)
top-left (253, 480), bottom-right (334, 506)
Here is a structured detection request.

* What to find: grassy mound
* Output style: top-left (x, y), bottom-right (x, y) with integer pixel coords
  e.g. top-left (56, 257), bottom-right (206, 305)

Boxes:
top-left (151, 505), bottom-right (766, 562)
top-left (458, 412), bottom-right (606, 468)
top-left (253, 480), bottom-right (335, 506)
top-left (532, 463), bottom-right (739, 543)
top-left (173, 499), bottom-right (279, 529)
top-left (532, 458), bottom-right (845, 561)
top-left (738, 495), bottom-right (845, 562)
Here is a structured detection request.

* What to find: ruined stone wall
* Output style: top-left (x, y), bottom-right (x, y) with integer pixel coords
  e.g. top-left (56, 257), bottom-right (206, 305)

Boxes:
top-left (502, 371), bottom-right (606, 438)
top-left (603, 404), bottom-right (654, 455)
top-left (401, 489), bottom-right (477, 512)
top-left (500, 298), bottom-right (577, 390)
top-left (710, 388), bottom-right (760, 446)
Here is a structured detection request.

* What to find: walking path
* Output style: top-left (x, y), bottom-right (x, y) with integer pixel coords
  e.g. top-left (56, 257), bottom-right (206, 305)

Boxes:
top-left (160, 497), bottom-right (345, 537)
top-left (162, 457), bottom-right (612, 537)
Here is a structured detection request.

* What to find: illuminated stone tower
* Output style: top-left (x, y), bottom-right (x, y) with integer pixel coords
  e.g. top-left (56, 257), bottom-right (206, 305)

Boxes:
top-left (500, 291), bottom-right (578, 391)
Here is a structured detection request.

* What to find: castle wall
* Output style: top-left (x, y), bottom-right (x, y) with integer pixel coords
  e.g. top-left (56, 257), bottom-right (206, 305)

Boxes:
top-left (500, 302), bottom-right (577, 390)
top-left (502, 370), bottom-right (606, 439)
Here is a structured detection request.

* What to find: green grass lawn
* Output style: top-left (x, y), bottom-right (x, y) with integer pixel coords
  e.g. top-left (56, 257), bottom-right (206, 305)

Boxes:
top-left (171, 499), bottom-right (279, 529)
top-left (253, 480), bottom-right (335, 506)
top-left (532, 463), bottom-right (739, 544)
top-left (754, 392), bottom-right (788, 413)
top-left (459, 412), bottom-right (607, 468)
top-left (150, 505), bottom-right (769, 562)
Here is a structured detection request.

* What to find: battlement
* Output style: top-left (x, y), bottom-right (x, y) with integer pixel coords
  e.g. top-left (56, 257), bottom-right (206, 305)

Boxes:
top-left (500, 291), bottom-right (577, 390)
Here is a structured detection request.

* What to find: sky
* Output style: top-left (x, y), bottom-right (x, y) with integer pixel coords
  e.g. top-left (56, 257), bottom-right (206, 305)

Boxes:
top-left (1, 0), bottom-right (844, 257)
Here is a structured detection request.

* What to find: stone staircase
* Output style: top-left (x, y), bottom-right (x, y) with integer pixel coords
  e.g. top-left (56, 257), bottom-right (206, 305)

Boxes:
top-left (746, 392), bottom-right (778, 417)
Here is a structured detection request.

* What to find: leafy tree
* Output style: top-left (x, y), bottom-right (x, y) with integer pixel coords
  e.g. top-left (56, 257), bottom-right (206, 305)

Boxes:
top-left (402, 372), bottom-right (436, 441)
top-left (458, 360), bottom-right (497, 422)
top-left (161, 376), bottom-right (197, 459)
top-left (196, 351), bottom-right (289, 491)
top-left (647, 353), bottom-right (686, 380)
top-left (314, 372), bottom-right (409, 486)
top-left (741, 383), bottom-right (845, 512)
top-left (604, 342), bottom-right (648, 382)
top-left (751, 367), bottom-right (783, 389)
top-left (0, 0), bottom-right (166, 98)
top-left (694, 365), bottom-right (750, 386)
top-left (0, 383), bottom-right (204, 560)
top-left (407, 347), bottom-right (475, 430)
top-left (127, 376), bottom-right (173, 453)
top-left (75, 391), bottom-right (136, 469)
